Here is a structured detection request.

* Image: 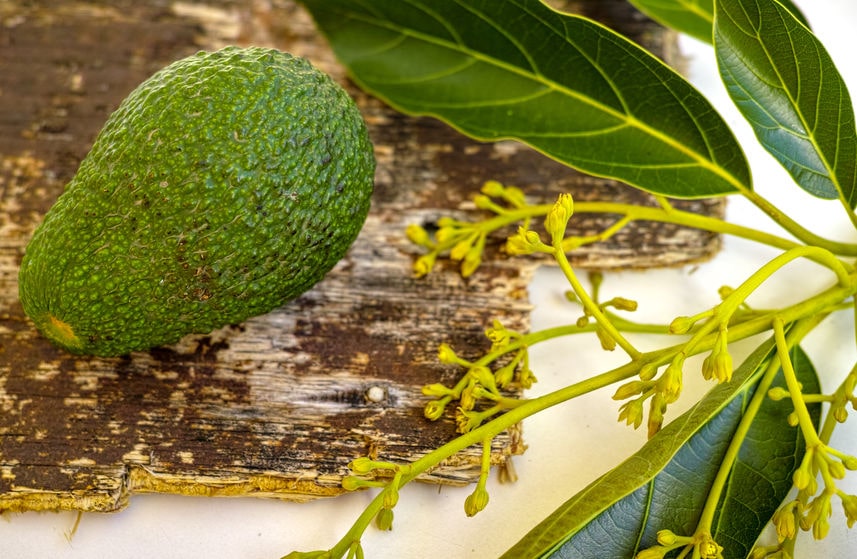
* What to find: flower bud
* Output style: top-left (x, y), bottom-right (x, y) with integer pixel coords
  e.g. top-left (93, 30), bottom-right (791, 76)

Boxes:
top-left (485, 320), bottom-right (510, 348)
top-left (669, 316), bottom-right (694, 335)
top-left (812, 516), bottom-right (830, 540)
top-left (456, 408), bottom-right (482, 433)
top-left (596, 325), bottom-right (617, 351)
top-left (459, 382), bottom-right (477, 411)
top-left (648, 393), bottom-right (666, 437)
top-left (767, 386), bottom-right (790, 401)
top-left (636, 546), bottom-right (669, 559)
top-left (829, 459), bottom-right (846, 480)
top-left (437, 343), bottom-right (458, 364)
top-left (464, 486), bottom-right (490, 517)
top-left (341, 476), bottom-right (366, 491)
top-left (841, 493), bottom-right (857, 528)
top-left (480, 180), bottom-right (505, 197)
top-left (772, 504), bottom-right (798, 542)
top-left (659, 358), bottom-right (684, 404)
top-left (506, 227), bottom-right (550, 255)
top-left (711, 350), bottom-right (734, 383)
top-left (375, 507), bottom-right (394, 531)
top-left (787, 411), bottom-right (800, 427)
top-left (460, 247), bottom-right (482, 278)
top-left (518, 367), bottom-right (537, 389)
top-left (413, 253), bottom-right (436, 277)
top-left (609, 297), bottom-right (638, 312)
top-left (449, 238), bottom-right (473, 261)
top-left (698, 535), bottom-right (723, 558)
top-left (435, 226), bottom-right (458, 244)
top-left (618, 398), bottom-right (644, 430)
top-left (639, 363), bottom-right (658, 381)
top-left (613, 380), bottom-right (647, 401)
top-left (495, 361), bottom-right (516, 388)
top-left (471, 366), bottom-right (498, 393)
top-left (473, 194), bottom-right (494, 210)
top-left (656, 530), bottom-right (677, 546)
top-left (544, 193), bottom-right (574, 245)
top-left (793, 466), bottom-right (812, 490)
top-left (383, 486), bottom-right (399, 509)
top-left (349, 457), bottom-right (376, 474)
top-left (503, 185), bottom-right (526, 207)
top-left (424, 399), bottom-right (447, 421)
top-left (405, 223), bottom-right (431, 246)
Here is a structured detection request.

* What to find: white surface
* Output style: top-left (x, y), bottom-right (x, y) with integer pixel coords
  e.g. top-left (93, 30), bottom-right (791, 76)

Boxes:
top-left (3, 1), bottom-right (857, 557)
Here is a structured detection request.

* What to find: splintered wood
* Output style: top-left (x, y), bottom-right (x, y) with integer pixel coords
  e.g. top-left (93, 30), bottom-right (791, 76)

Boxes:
top-left (0, 0), bottom-right (723, 512)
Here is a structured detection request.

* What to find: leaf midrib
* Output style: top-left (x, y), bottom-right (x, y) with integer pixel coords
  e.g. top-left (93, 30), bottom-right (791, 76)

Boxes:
top-left (332, 0), bottom-right (747, 191)
top-left (719, 3), bottom-right (841, 196)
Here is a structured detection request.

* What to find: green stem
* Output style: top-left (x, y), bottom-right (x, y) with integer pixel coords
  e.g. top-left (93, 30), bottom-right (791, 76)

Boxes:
top-left (773, 318), bottom-right (823, 447)
top-left (562, 215), bottom-right (634, 250)
top-left (552, 242), bottom-right (642, 359)
top-left (303, 234), bottom-right (857, 559)
top-left (838, 197), bottom-right (857, 233)
top-left (717, 246), bottom-right (853, 320)
top-left (817, 360), bottom-right (857, 444)
top-left (488, 199), bottom-right (857, 260)
top-left (694, 314), bottom-right (824, 535)
top-left (298, 274), bottom-right (854, 558)
top-left (310, 358), bottom-right (645, 559)
top-left (656, 246), bottom-right (851, 369)
top-left (743, 189), bottom-right (857, 256)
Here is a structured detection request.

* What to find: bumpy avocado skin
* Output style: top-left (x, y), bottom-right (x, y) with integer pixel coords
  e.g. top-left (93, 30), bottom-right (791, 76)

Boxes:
top-left (18, 47), bottom-right (375, 356)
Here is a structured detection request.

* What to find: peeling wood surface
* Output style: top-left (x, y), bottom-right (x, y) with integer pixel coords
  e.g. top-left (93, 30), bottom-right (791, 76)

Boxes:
top-left (0, 0), bottom-right (724, 513)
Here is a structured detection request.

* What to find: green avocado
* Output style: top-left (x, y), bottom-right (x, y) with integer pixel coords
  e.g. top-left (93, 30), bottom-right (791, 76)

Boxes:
top-left (18, 46), bottom-right (375, 356)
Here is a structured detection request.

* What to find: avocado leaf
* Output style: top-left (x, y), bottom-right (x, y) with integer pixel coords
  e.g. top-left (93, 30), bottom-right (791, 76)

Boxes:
top-left (626, 0), bottom-right (809, 44)
top-left (627, 0), bottom-right (715, 43)
top-left (300, 0), bottom-right (751, 199)
top-left (715, 0), bottom-right (857, 207)
top-left (501, 341), bottom-right (820, 558)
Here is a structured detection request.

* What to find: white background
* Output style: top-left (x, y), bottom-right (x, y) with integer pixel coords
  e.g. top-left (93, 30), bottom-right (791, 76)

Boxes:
top-left (3, 1), bottom-right (857, 557)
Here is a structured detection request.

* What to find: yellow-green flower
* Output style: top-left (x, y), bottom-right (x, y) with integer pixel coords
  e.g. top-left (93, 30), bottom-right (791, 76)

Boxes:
top-left (618, 398), bottom-right (645, 430)
top-left (405, 223), bottom-right (431, 246)
top-left (544, 193), bottom-right (574, 246)
top-left (375, 507), bottom-right (394, 531)
top-left (480, 179), bottom-right (506, 197)
top-left (771, 501), bottom-right (799, 542)
top-left (506, 226), bottom-right (550, 255)
top-left (658, 357), bottom-right (684, 404)
top-left (424, 399), bottom-right (447, 421)
top-left (464, 486), bottom-right (490, 517)
top-left (413, 252), bottom-right (436, 277)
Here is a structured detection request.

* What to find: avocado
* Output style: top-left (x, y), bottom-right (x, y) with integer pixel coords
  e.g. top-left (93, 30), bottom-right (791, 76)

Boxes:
top-left (18, 46), bottom-right (375, 356)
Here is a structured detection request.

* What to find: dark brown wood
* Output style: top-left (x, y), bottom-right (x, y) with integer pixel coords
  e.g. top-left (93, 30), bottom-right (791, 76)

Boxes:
top-left (0, 0), bottom-right (723, 513)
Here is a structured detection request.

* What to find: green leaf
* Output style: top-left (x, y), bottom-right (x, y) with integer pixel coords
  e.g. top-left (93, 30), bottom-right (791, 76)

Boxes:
top-left (300, 0), bottom-right (751, 198)
top-left (714, 0), bottom-right (857, 206)
top-left (710, 345), bottom-right (820, 557)
top-left (626, 0), bottom-right (809, 44)
top-left (763, 0), bottom-right (810, 28)
top-left (627, 0), bottom-right (714, 44)
top-left (501, 340), bottom-right (820, 558)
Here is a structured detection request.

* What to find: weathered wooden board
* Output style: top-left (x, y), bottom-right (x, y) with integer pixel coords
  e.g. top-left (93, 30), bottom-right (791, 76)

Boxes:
top-left (0, 0), bottom-right (723, 513)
